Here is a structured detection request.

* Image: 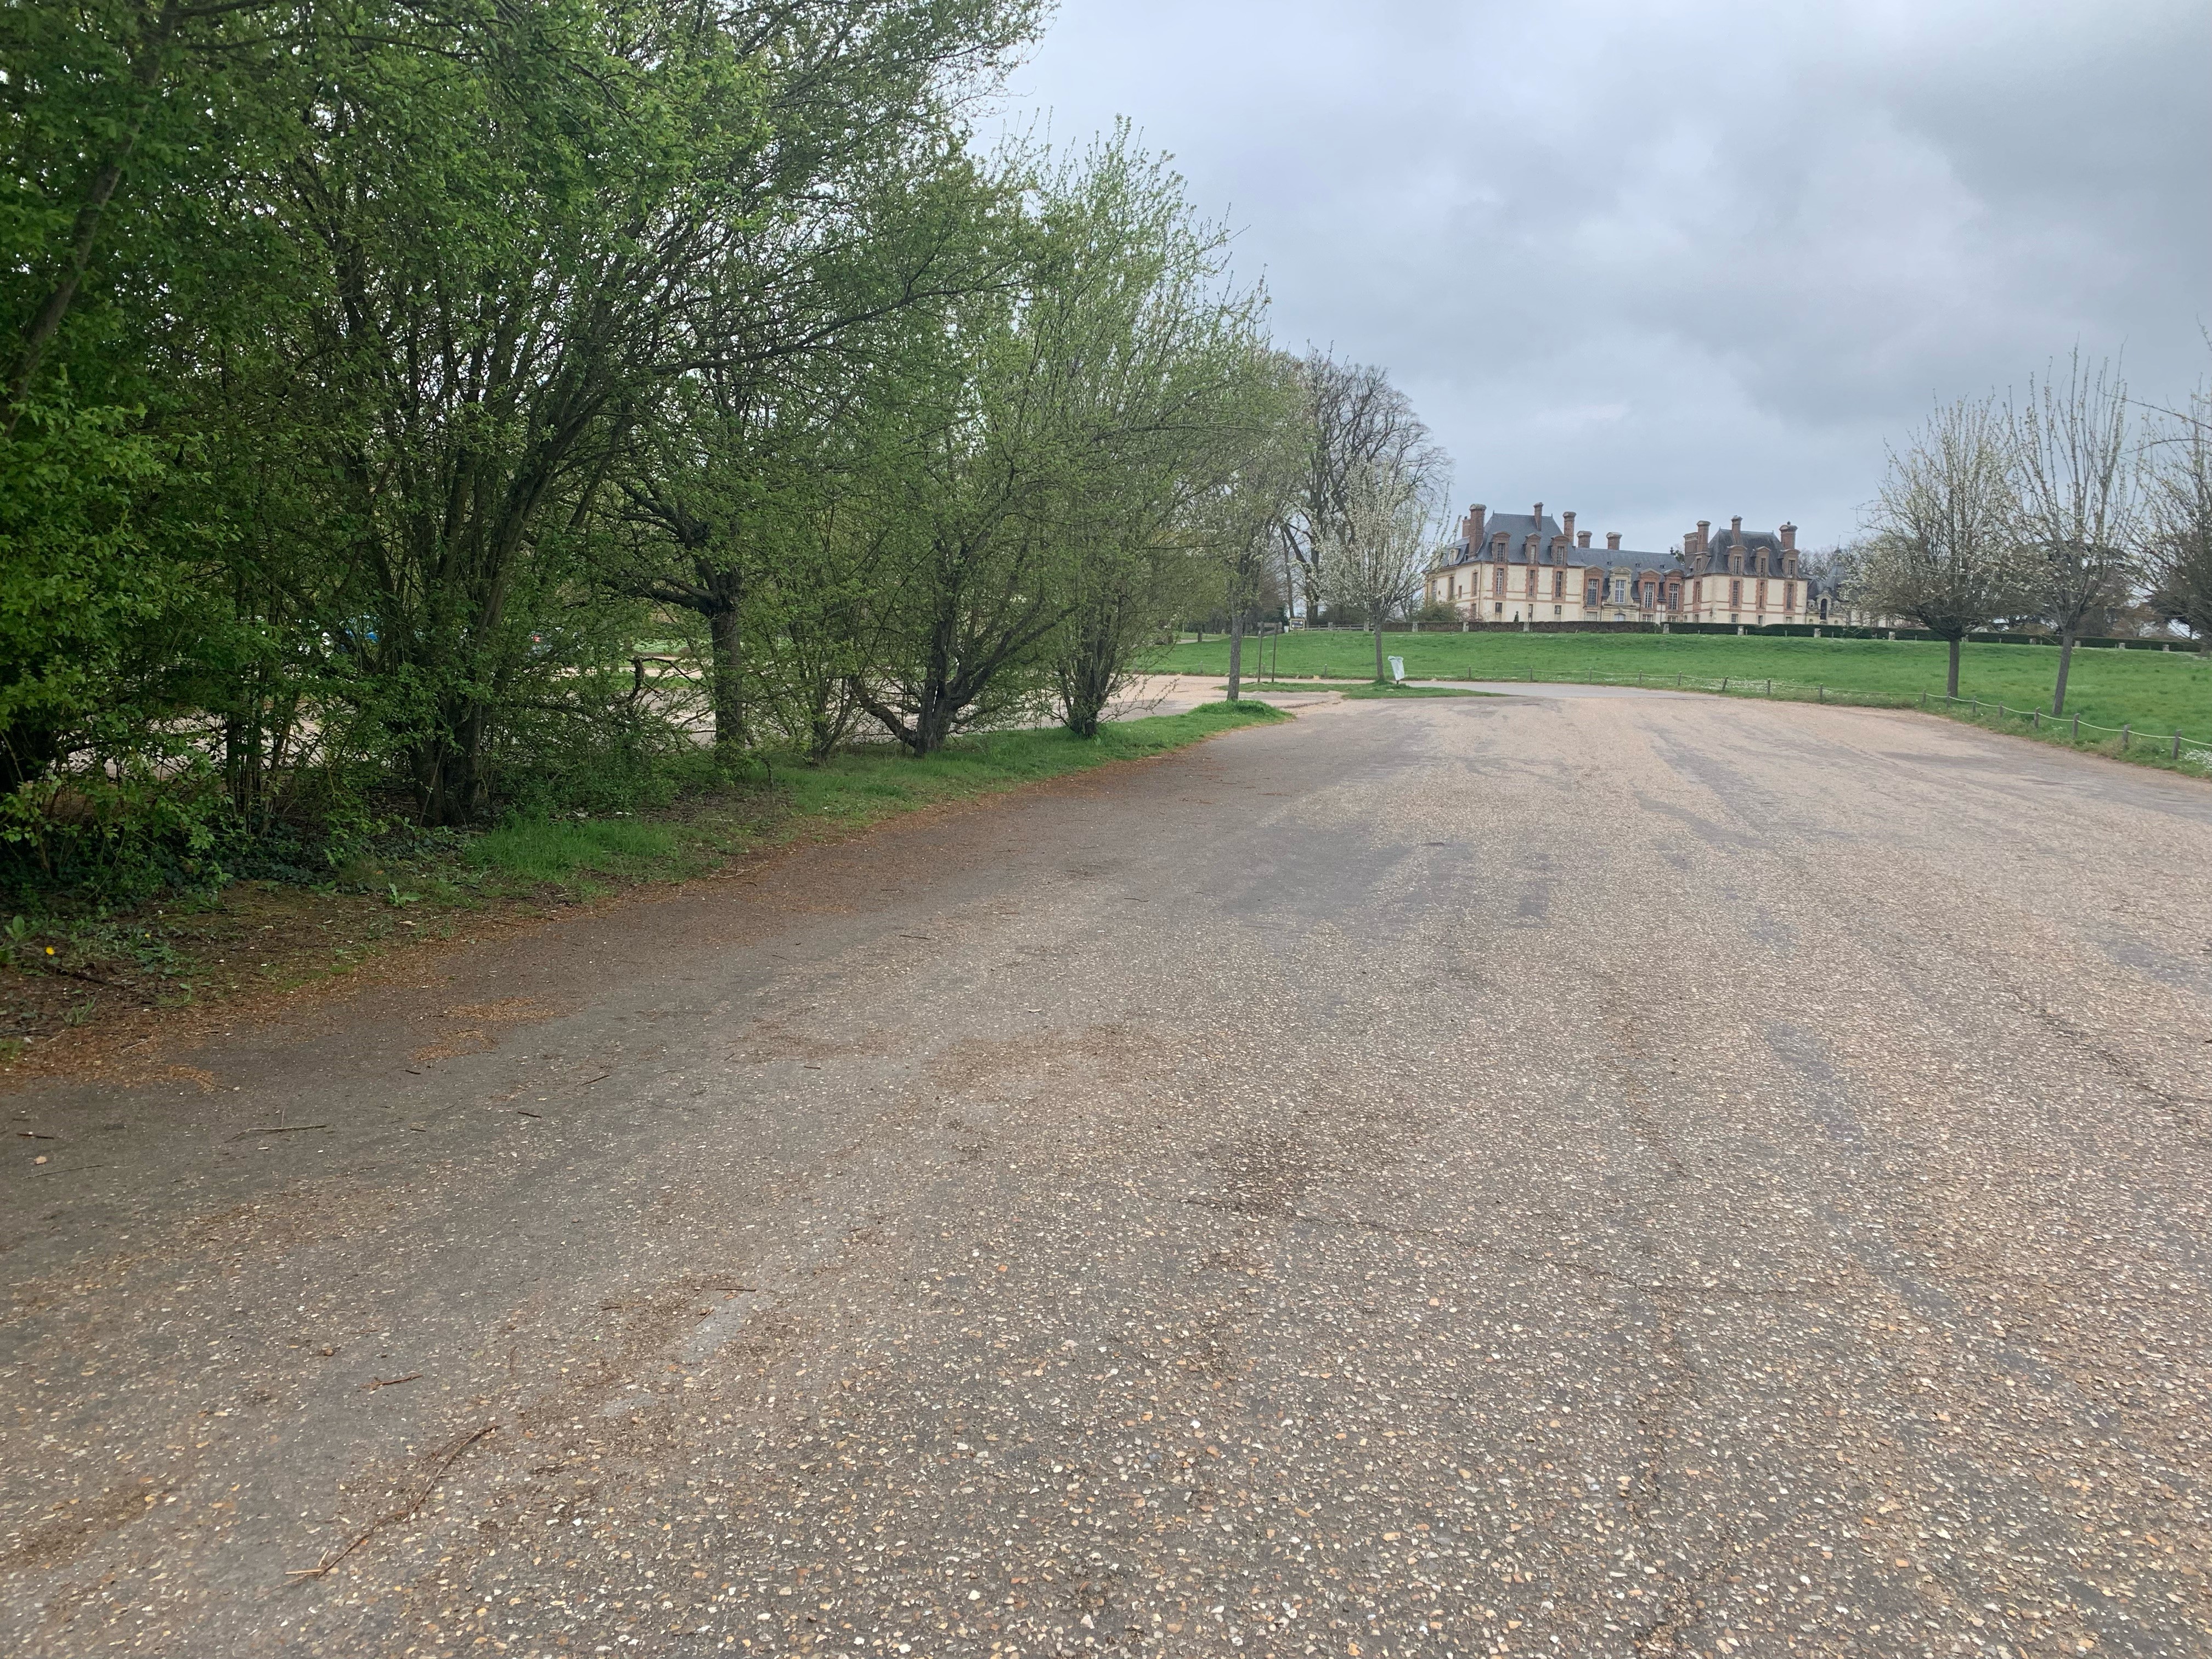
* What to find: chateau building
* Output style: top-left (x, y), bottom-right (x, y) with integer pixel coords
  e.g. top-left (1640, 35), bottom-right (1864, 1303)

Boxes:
top-left (1426, 504), bottom-right (1834, 627)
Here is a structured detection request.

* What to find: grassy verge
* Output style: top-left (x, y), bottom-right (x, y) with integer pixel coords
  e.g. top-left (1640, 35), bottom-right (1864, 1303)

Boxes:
top-left (1335, 682), bottom-right (1498, 700)
top-left (1915, 694), bottom-right (2212, 776)
top-left (1152, 632), bottom-right (2210, 747)
top-left (1, 701), bottom-right (1288, 1059)
top-left (1209, 679), bottom-right (1368, 692)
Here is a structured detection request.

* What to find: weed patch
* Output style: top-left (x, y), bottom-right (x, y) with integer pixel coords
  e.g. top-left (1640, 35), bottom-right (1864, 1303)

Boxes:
top-left (466, 817), bottom-right (684, 885)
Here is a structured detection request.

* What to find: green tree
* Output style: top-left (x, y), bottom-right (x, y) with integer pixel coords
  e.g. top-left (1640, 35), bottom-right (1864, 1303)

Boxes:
top-left (854, 132), bottom-right (1269, 752)
top-left (602, 145), bottom-right (1017, 763)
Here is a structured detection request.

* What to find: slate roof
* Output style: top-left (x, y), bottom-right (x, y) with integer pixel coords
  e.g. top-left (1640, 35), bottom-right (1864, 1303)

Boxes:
top-left (1592, 548), bottom-right (1683, 577)
top-left (1688, 528), bottom-right (1787, 570)
top-left (1433, 511), bottom-right (1564, 567)
top-left (1432, 510), bottom-right (1677, 574)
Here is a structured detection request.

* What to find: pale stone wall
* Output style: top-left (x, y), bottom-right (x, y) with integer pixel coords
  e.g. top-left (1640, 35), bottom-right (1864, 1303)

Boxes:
top-left (1424, 504), bottom-right (1904, 631)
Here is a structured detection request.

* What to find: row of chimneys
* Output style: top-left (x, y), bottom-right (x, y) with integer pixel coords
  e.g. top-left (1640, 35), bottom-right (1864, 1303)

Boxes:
top-left (1688, 515), bottom-right (1798, 554)
top-left (1456, 504), bottom-right (1799, 556)
top-left (1458, 503), bottom-right (1621, 554)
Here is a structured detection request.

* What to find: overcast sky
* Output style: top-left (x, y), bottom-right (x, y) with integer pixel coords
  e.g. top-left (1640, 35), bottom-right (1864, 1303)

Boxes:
top-left (994, 0), bottom-right (2211, 553)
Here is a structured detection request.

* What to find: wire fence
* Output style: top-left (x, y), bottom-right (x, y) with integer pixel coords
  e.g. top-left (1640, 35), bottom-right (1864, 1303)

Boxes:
top-left (1440, 668), bottom-right (2212, 775)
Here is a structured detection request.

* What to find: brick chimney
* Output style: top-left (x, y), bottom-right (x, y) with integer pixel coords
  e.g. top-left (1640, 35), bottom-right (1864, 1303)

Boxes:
top-left (1576, 530), bottom-right (1592, 549)
top-left (1779, 521), bottom-right (1797, 551)
top-left (1606, 532), bottom-right (1621, 551)
top-left (1463, 504), bottom-right (1487, 546)
top-left (1730, 515), bottom-right (1743, 544)
top-left (1532, 503), bottom-right (1543, 531)
top-left (1561, 510), bottom-right (1576, 546)
top-left (1695, 520), bottom-right (1710, 554)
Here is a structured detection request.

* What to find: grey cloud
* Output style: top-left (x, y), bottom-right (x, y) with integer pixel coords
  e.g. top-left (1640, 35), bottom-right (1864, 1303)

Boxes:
top-left (996, 0), bottom-right (2211, 549)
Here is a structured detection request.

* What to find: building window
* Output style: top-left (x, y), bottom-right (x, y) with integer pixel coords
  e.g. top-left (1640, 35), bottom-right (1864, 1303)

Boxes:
top-left (1784, 582), bottom-right (1795, 612)
top-left (1585, 580), bottom-right (1600, 606)
top-left (1493, 601), bottom-right (1503, 615)
top-left (1553, 605), bottom-right (1562, 617)
top-left (1492, 566), bottom-right (1505, 596)
top-left (1553, 571), bottom-right (1565, 600)
top-left (1666, 584), bottom-right (1680, 610)
top-left (1526, 568), bottom-right (1538, 597)
top-left (1730, 578), bottom-right (1742, 607)
top-left (1611, 578), bottom-right (1627, 602)
top-left (1756, 578), bottom-right (1768, 611)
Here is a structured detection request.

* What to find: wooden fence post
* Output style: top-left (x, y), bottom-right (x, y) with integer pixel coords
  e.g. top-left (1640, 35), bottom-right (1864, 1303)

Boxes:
top-left (2122, 724), bottom-right (2131, 750)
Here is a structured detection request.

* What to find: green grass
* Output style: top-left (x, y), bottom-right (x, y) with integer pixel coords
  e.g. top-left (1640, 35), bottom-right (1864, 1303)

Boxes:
top-left (1336, 682), bottom-right (1498, 699)
top-left (1212, 679), bottom-right (1369, 691)
top-left (769, 700), bottom-right (1290, 826)
top-left (478, 700), bottom-right (1292, 890)
top-left (1, 702), bottom-right (1294, 1052)
top-left (1152, 632), bottom-right (2211, 740)
top-left (467, 816), bottom-right (684, 885)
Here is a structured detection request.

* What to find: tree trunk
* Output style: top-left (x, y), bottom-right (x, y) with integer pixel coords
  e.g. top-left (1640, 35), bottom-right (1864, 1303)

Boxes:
top-left (708, 605), bottom-right (746, 759)
top-left (911, 685), bottom-right (960, 754)
top-left (2052, 627), bottom-right (2076, 715)
top-left (1227, 607), bottom-right (1244, 701)
top-left (1946, 635), bottom-right (1962, 698)
top-left (1372, 619), bottom-right (1385, 682)
top-left (414, 695), bottom-right (489, 828)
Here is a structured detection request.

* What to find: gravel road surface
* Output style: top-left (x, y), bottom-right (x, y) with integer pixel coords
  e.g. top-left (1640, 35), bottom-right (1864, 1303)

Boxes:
top-left (5, 691), bottom-right (2211, 1659)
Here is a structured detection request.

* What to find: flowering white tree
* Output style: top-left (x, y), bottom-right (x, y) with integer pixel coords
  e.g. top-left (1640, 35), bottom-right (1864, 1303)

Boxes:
top-left (1854, 394), bottom-right (2024, 698)
top-left (2142, 375), bottom-right (2212, 642)
top-left (2012, 353), bottom-right (2141, 713)
top-left (1318, 459), bottom-right (1450, 682)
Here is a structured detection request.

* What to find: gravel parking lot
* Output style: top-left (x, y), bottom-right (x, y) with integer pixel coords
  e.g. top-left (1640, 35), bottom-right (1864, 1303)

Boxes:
top-left (4, 690), bottom-right (2209, 1658)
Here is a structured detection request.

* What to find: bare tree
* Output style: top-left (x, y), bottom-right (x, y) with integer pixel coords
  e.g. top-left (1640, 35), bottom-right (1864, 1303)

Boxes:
top-left (1318, 460), bottom-right (1449, 682)
top-left (2141, 377), bottom-right (2212, 644)
top-left (1278, 351), bottom-right (1448, 620)
top-left (1855, 395), bottom-right (2022, 697)
top-left (2013, 353), bottom-right (2141, 714)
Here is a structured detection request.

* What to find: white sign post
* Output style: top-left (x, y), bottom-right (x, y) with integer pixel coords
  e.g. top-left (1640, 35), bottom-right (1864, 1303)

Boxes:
top-left (1387, 655), bottom-right (1406, 683)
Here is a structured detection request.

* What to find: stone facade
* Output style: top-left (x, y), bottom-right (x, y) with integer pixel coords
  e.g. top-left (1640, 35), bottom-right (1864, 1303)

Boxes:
top-left (1426, 503), bottom-right (1864, 627)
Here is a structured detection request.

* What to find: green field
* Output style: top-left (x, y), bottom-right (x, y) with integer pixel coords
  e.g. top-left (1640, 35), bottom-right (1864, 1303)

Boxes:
top-left (1160, 632), bottom-right (2212, 741)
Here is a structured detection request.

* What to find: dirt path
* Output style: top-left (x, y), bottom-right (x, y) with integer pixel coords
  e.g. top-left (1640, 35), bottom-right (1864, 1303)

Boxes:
top-left (4, 692), bottom-right (2209, 1657)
